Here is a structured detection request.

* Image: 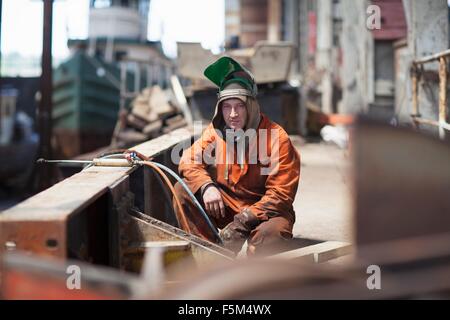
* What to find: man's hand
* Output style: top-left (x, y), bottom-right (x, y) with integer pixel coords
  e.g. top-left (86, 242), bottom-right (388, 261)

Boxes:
top-left (202, 185), bottom-right (225, 219)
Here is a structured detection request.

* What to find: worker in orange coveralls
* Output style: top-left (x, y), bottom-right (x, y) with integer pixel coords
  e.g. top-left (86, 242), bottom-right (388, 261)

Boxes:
top-left (173, 57), bottom-right (301, 256)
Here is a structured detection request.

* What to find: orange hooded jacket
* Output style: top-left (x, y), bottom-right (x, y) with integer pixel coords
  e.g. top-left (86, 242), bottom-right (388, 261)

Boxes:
top-left (179, 96), bottom-right (301, 223)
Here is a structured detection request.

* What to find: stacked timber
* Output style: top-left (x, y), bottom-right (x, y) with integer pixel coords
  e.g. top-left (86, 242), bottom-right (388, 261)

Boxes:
top-left (117, 85), bottom-right (187, 145)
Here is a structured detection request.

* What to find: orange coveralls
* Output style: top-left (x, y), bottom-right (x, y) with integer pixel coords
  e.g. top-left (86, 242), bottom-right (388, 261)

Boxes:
top-left (174, 113), bottom-right (301, 254)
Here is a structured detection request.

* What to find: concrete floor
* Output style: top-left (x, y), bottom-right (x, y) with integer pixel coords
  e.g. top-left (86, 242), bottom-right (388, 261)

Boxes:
top-left (291, 138), bottom-right (353, 243)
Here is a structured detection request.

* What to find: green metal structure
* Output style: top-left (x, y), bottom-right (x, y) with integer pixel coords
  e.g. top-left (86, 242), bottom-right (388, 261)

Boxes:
top-left (53, 51), bottom-right (120, 133)
top-left (52, 52), bottom-right (123, 158)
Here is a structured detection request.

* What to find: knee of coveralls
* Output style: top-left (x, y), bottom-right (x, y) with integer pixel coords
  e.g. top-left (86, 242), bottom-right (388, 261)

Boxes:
top-left (173, 181), bottom-right (219, 242)
top-left (247, 215), bottom-right (294, 256)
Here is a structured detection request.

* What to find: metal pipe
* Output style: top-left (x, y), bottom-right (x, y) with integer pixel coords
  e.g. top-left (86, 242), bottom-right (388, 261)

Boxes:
top-left (439, 57), bottom-right (447, 140)
top-left (0, 0), bottom-right (3, 82)
top-left (411, 64), bottom-right (419, 130)
top-left (410, 116), bottom-right (450, 131)
top-left (37, 158), bottom-right (134, 167)
top-left (413, 48), bottom-right (450, 65)
top-left (37, 159), bottom-right (92, 165)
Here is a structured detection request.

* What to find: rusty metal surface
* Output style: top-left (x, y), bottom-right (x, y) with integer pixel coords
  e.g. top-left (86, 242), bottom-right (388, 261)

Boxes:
top-left (154, 232), bottom-right (450, 300)
top-left (0, 127), bottom-right (193, 262)
top-left (119, 208), bottom-right (233, 273)
top-left (0, 166), bottom-right (131, 259)
top-left (1, 252), bottom-right (137, 300)
top-left (130, 209), bottom-right (233, 258)
top-left (0, 221), bottom-right (66, 259)
top-left (352, 119), bottom-right (450, 247)
top-left (5, 231), bottom-right (450, 300)
top-left (3, 118), bottom-right (450, 299)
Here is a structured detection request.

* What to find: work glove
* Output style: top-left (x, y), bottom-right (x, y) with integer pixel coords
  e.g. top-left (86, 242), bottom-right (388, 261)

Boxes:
top-left (219, 208), bottom-right (260, 254)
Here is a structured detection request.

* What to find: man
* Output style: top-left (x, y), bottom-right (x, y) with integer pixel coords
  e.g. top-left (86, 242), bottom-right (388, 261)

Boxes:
top-left (173, 57), bottom-right (300, 255)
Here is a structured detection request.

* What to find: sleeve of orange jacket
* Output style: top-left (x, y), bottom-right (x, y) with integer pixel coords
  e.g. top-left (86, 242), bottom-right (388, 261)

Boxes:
top-left (248, 132), bottom-right (300, 220)
top-left (178, 124), bottom-right (216, 194)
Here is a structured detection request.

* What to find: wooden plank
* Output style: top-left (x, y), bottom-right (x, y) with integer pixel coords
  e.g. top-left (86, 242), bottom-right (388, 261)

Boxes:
top-left (127, 114), bottom-right (148, 130)
top-left (130, 240), bottom-right (191, 250)
top-left (162, 120), bottom-right (188, 134)
top-left (268, 241), bottom-right (353, 263)
top-left (170, 75), bottom-right (193, 125)
top-left (142, 119), bottom-right (163, 135)
top-left (149, 86), bottom-right (175, 117)
top-left (131, 87), bottom-right (159, 123)
top-left (267, 252), bottom-right (315, 264)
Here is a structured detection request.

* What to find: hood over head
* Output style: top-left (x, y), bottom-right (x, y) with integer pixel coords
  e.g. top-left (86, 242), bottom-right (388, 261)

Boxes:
top-left (203, 56), bottom-right (261, 134)
top-left (204, 57), bottom-right (263, 179)
top-left (211, 82), bottom-right (261, 133)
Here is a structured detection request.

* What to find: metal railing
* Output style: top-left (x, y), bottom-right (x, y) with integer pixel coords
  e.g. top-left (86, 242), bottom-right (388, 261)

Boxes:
top-left (411, 49), bottom-right (450, 139)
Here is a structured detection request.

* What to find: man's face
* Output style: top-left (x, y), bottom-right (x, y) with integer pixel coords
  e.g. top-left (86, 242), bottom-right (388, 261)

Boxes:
top-left (221, 98), bottom-right (247, 130)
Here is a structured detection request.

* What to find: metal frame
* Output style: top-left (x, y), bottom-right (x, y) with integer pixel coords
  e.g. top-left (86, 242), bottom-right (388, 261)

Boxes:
top-left (411, 49), bottom-right (450, 139)
top-left (0, 128), bottom-right (193, 261)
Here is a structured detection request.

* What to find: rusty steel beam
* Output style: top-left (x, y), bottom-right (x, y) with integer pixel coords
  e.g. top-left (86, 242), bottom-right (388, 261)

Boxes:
top-left (1, 252), bottom-right (138, 300)
top-left (154, 232), bottom-right (450, 299)
top-left (5, 229), bottom-right (450, 300)
top-left (0, 166), bottom-right (132, 260)
top-left (0, 128), bottom-right (193, 262)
